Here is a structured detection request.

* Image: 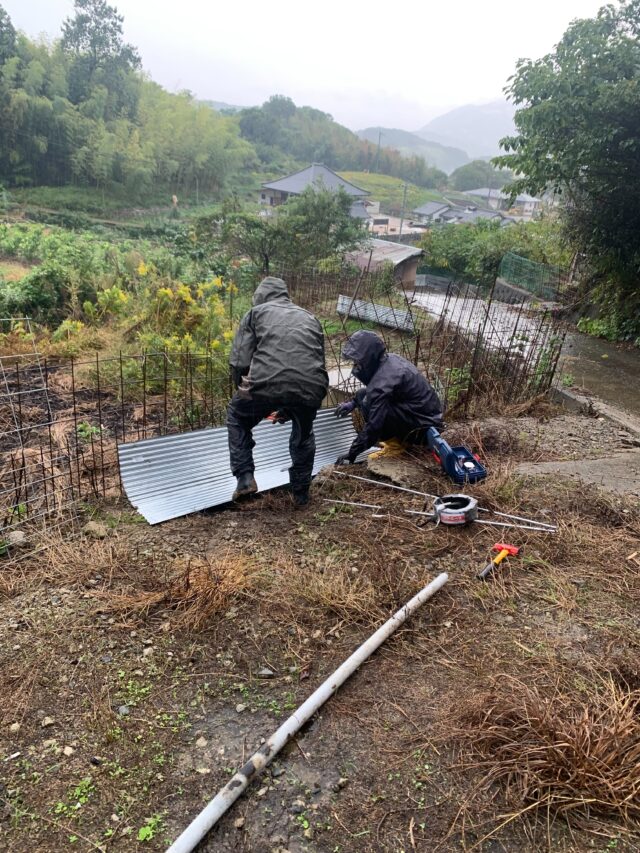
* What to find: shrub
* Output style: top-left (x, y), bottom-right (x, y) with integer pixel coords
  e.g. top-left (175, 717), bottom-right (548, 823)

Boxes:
top-left (47, 318), bottom-right (104, 357)
top-left (0, 263), bottom-right (67, 321)
top-left (97, 285), bottom-right (129, 317)
top-left (52, 319), bottom-right (85, 342)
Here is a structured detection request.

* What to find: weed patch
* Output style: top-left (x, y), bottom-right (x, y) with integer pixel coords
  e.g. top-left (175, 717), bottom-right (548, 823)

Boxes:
top-left (91, 552), bottom-right (261, 629)
top-left (448, 673), bottom-right (640, 835)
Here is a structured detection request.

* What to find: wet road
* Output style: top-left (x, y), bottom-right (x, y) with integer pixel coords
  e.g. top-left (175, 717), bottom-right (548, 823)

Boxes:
top-left (408, 289), bottom-right (552, 356)
top-left (409, 287), bottom-right (640, 416)
top-left (560, 333), bottom-right (640, 416)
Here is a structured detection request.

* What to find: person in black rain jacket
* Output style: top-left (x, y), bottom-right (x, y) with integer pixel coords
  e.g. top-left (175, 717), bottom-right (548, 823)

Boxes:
top-left (335, 330), bottom-right (443, 464)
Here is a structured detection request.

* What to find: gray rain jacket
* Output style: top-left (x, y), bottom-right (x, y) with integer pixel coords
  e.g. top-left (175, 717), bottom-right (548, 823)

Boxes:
top-left (229, 277), bottom-right (329, 407)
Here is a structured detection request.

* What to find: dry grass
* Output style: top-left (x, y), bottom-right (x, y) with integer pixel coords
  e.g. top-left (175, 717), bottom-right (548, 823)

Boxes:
top-left (1, 437), bottom-right (639, 851)
top-left (448, 673), bottom-right (640, 838)
top-left (266, 555), bottom-right (382, 622)
top-left (0, 258), bottom-right (33, 281)
top-left (91, 552), bottom-right (261, 629)
top-left (0, 533), bottom-right (134, 597)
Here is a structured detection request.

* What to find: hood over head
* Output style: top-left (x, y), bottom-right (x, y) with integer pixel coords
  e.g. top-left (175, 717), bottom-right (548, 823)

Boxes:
top-left (252, 276), bottom-right (289, 306)
top-left (343, 330), bottom-right (386, 384)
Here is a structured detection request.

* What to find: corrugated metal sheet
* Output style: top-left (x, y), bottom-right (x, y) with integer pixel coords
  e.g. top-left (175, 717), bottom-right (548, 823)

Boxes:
top-left (118, 408), bottom-right (364, 524)
top-left (337, 295), bottom-right (416, 333)
top-left (346, 238), bottom-right (423, 270)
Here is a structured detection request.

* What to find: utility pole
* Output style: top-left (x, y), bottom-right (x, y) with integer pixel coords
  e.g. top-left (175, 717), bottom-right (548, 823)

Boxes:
top-left (398, 182), bottom-right (408, 240)
top-left (374, 130), bottom-right (383, 173)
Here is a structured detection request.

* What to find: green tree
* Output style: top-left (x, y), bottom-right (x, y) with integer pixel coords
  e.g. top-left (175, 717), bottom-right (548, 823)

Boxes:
top-left (495, 0), bottom-right (640, 340)
top-left (61, 0), bottom-right (140, 74)
top-left (222, 187), bottom-right (367, 273)
top-left (449, 159), bottom-right (511, 192)
top-left (0, 4), bottom-right (255, 197)
top-left (222, 213), bottom-right (286, 274)
top-left (62, 0), bottom-right (140, 114)
top-left (0, 4), bottom-right (16, 65)
top-left (420, 219), bottom-right (569, 287)
top-left (277, 185), bottom-right (367, 270)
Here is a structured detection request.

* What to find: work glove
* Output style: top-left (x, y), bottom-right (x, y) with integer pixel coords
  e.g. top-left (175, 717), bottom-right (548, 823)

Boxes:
top-left (335, 453), bottom-right (354, 466)
top-left (335, 400), bottom-right (356, 419)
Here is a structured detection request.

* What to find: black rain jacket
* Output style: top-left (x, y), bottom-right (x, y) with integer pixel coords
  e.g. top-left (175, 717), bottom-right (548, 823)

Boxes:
top-left (229, 277), bottom-right (329, 407)
top-left (343, 330), bottom-right (443, 459)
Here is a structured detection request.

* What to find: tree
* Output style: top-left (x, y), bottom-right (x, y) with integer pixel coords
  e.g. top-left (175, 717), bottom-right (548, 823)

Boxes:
top-left (420, 219), bottom-right (570, 288)
top-left (449, 159), bottom-right (511, 192)
top-left (277, 186), bottom-right (367, 270)
top-left (0, 4), bottom-right (16, 65)
top-left (222, 187), bottom-right (368, 273)
top-left (62, 0), bottom-right (140, 112)
top-left (61, 0), bottom-right (140, 72)
top-left (495, 0), bottom-right (640, 340)
top-left (222, 213), bottom-right (286, 274)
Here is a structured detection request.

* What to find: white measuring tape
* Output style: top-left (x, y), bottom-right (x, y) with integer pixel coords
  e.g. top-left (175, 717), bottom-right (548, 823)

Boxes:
top-left (433, 494), bottom-right (479, 526)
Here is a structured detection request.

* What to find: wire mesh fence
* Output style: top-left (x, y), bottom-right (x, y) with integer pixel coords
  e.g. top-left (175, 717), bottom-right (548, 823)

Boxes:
top-left (0, 271), bottom-right (565, 557)
top-left (498, 251), bottom-right (568, 301)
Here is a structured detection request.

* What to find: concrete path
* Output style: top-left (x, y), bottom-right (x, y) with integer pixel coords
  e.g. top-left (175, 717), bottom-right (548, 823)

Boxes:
top-left (517, 450), bottom-right (640, 496)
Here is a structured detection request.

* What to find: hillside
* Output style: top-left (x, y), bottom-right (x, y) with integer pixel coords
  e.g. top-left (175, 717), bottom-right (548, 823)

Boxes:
top-left (236, 97), bottom-right (445, 189)
top-left (199, 99), bottom-right (250, 114)
top-left (416, 100), bottom-right (516, 158)
top-left (357, 127), bottom-right (469, 174)
top-left (337, 172), bottom-right (444, 211)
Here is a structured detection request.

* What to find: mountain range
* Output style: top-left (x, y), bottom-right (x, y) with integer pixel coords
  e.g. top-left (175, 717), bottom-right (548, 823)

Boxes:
top-left (415, 100), bottom-right (516, 159)
top-left (199, 99), bottom-right (247, 114)
top-left (356, 127), bottom-right (469, 175)
top-left (203, 96), bottom-right (516, 176)
top-left (357, 100), bottom-right (516, 174)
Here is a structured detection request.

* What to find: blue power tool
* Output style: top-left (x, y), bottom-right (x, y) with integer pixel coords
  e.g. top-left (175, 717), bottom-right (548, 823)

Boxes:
top-left (426, 427), bottom-right (487, 485)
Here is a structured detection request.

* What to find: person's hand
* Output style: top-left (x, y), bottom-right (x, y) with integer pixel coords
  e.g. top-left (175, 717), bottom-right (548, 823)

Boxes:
top-left (335, 454), bottom-right (352, 466)
top-left (266, 410), bottom-right (290, 424)
top-left (335, 401), bottom-right (356, 419)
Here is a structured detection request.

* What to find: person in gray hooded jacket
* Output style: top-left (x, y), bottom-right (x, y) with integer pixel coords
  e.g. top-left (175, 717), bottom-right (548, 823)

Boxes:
top-left (227, 277), bottom-right (329, 505)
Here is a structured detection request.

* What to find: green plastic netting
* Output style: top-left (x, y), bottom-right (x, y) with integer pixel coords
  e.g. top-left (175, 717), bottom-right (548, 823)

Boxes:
top-left (498, 252), bottom-right (560, 301)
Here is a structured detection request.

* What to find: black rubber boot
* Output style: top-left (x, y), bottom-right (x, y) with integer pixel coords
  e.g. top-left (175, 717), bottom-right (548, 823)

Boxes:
top-left (232, 471), bottom-right (258, 501)
top-left (291, 486), bottom-right (310, 508)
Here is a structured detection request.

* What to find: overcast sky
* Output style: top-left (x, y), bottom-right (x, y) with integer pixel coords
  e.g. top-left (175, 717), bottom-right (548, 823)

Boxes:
top-left (6, 0), bottom-right (606, 129)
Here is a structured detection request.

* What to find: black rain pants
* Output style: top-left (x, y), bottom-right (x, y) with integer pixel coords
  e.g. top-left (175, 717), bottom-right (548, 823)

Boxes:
top-left (226, 395), bottom-right (318, 490)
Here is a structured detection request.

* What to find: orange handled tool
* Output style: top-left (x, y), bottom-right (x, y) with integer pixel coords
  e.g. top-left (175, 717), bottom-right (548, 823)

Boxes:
top-left (477, 542), bottom-right (521, 580)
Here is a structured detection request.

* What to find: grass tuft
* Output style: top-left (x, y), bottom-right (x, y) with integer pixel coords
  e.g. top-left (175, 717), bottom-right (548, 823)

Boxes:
top-left (449, 673), bottom-right (640, 830)
top-left (91, 552), bottom-right (260, 630)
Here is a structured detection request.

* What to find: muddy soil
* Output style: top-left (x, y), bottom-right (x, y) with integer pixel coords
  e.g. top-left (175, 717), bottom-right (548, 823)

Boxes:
top-left (1, 407), bottom-right (640, 853)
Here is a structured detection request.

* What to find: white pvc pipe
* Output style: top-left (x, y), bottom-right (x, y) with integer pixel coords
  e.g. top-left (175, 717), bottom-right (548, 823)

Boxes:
top-left (165, 572), bottom-right (449, 853)
top-left (334, 469), bottom-right (439, 499)
top-left (478, 507), bottom-right (556, 529)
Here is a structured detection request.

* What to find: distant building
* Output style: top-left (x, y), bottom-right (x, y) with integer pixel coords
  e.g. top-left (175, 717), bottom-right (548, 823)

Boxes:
top-left (346, 239), bottom-right (424, 287)
top-left (462, 188), bottom-right (542, 218)
top-left (440, 206), bottom-right (508, 225)
top-left (412, 201), bottom-right (451, 224)
top-left (259, 163), bottom-right (369, 207)
top-left (411, 200), bottom-right (514, 227)
top-left (349, 199), bottom-right (371, 220)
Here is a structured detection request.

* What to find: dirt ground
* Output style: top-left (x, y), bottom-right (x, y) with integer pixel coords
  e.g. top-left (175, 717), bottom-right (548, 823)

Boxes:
top-left (1, 408), bottom-right (640, 853)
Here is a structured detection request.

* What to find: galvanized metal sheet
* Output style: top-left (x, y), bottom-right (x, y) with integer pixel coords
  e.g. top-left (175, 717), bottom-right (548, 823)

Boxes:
top-left (336, 295), bottom-right (416, 333)
top-left (118, 408), bottom-right (364, 524)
